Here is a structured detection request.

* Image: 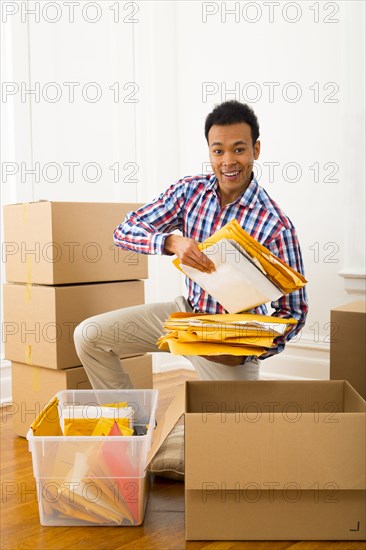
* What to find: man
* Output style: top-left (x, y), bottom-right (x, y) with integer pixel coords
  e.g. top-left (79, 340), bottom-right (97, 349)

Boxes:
top-left (74, 101), bottom-right (308, 388)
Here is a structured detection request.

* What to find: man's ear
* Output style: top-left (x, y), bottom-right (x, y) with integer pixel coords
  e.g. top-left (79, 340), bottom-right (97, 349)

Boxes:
top-left (253, 140), bottom-right (261, 160)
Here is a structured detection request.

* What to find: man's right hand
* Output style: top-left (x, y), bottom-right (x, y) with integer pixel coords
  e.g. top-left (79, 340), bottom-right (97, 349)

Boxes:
top-left (164, 235), bottom-right (215, 273)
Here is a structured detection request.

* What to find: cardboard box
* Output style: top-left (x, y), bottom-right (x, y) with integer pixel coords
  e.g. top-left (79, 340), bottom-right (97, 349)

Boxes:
top-left (3, 280), bottom-right (145, 369)
top-left (11, 363), bottom-right (92, 437)
top-left (3, 201), bottom-right (148, 284)
top-left (184, 381), bottom-right (366, 540)
top-left (146, 380), bottom-right (366, 541)
top-left (122, 354), bottom-right (153, 389)
top-left (330, 301), bottom-right (366, 399)
top-left (11, 355), bottom-right (153, 437)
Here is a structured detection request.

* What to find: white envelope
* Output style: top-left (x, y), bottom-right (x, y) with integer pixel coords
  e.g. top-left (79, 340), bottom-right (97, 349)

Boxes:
top-left (181, 238), bottom-right (283, 313)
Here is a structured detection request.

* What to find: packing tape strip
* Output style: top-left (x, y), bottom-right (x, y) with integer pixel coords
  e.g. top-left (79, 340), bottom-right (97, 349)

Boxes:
top-left (24, 283), bottom-right (32, 303)
top-left (32, 366), bottom-right (40, 392)
top-left (26, 256), bottom-right (32, 287)
top-left (25, 345), bottom-right (33, 365)
top-left (22, 205), bottom-right (33, 285)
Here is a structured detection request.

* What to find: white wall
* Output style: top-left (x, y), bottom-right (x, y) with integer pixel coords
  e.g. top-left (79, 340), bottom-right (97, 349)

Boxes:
top-left (1, 1), bottom-right (365, 394)
top-left (174, 0), bottom-right (366, 378)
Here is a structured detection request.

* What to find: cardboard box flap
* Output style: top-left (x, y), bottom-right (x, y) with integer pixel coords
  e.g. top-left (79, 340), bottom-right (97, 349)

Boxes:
top-left (145, 384), bottom-right (185, 469)
top-left (185, 380), bottom-right (348, 412)
top-left (344, 382), bottom-right (366, 412)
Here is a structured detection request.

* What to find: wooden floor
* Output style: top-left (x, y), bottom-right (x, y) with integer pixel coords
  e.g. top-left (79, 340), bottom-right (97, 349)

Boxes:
top-left (1, 369), bottom-right (365, 550)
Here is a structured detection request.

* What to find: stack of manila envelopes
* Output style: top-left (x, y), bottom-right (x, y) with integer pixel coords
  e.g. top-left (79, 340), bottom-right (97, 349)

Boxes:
top-left (42, 443), bottom-right (143, 525)
top-left (157, 312), bottom-right (297, 356)
top-left (60, 404), bottom-right (135, 436)
top-left (173, 218), bottom-right (307, 313)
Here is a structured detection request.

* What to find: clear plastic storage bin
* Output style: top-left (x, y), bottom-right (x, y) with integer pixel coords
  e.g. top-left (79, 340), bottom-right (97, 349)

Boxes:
top-left (26, 389), bottom-right (158, 526)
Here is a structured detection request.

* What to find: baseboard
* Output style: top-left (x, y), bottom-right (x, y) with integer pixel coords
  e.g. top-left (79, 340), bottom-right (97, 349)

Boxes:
top-left (338, 271), bottom-right (366, 295)
top-left (153, 353), bottom-right (194, 373)
top-left (154, 340), bottom-right (330, 381)
top-left (259, 339), bottom-right (330, 380)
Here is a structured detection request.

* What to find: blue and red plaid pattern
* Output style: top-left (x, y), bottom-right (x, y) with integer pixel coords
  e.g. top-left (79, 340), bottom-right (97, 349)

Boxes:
top-left (114, 173), bottom-right (308, 358)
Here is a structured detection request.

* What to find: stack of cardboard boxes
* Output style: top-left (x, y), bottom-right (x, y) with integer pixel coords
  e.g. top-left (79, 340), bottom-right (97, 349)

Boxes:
top-left (3, 201), bottom-right (152, 436)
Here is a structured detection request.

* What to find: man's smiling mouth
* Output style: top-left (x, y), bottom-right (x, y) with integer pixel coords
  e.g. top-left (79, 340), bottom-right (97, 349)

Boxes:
top-left (221, 170), bottom-right (241, 177)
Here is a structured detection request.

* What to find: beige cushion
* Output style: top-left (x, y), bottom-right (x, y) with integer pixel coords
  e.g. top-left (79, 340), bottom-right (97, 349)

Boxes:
top-left (148, 424), bottom-right (184, 481)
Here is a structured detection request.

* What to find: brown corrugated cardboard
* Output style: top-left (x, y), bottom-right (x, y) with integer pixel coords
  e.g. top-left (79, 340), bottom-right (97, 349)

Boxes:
top-left (122, 354), bottom-right (153, 389)
top-left (10, 355), bottom-right (153, 437)
top-left (11, 362), bottom-right (92, 437)
top-left (330, 301), bottom-right (366, 399)
top-left (146, 380), bottom-right (366, 541)
top-left (184, 380), bottom-right (366, 541)
top-left (146, 383), bottom-right (185, 464)
top-left (3, 280), bottom-right (145, 369)
top-left (3, 201), bottom-right (148, 284)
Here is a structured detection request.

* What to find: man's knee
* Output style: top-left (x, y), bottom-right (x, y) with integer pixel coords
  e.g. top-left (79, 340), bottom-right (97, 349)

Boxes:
top-left (73, 317), bottom-right (103, 351)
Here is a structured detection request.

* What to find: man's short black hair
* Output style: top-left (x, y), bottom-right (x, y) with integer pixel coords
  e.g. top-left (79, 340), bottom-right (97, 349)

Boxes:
top-left (204, 100), bottom-right (260, 146)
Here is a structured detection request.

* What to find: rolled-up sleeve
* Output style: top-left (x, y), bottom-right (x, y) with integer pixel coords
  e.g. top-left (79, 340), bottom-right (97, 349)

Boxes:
top-left (113, 180), bottom-right (186, 255)
top-left (260, 226), bottom-right (308, 359)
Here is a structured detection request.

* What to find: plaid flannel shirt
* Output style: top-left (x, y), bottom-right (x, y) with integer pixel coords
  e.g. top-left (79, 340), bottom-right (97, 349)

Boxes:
top-left (114, 173), bottom-right (308, 359)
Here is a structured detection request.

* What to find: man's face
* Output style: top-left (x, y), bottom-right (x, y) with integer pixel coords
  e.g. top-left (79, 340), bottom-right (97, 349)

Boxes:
top-left (208, 122), bottom-right (260, 201)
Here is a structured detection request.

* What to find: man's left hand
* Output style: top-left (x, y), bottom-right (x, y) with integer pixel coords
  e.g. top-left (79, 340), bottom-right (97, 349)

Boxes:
top-left (200, 355), bottom-right (245, 366)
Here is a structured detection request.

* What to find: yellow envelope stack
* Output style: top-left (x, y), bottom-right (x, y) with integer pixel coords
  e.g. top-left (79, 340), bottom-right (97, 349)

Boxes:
top-left (157, 312), bottom-right (297, 356)
top-left (173, 218), bottom-right (307, 295)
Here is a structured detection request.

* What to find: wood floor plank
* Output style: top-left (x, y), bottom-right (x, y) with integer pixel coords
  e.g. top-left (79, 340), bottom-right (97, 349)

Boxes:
top-left (1, 369), bottom-right (365, 550)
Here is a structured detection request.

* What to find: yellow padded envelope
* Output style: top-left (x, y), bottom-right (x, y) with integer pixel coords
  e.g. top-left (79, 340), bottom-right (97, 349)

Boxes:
top-left (157, 312), bottom-right (297, 356)
top-left (30, 396), bottom-right (62, 436)
top-left (165, 340), bottom-right (266, 356)
top-left (177, 331), bottom-right (276, 347)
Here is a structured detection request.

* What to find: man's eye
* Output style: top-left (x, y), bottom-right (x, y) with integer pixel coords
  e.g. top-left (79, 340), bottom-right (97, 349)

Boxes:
top-left (235, 148), bottom-right (245, 153)
top-left (213, 150), bottom-right (222, 155)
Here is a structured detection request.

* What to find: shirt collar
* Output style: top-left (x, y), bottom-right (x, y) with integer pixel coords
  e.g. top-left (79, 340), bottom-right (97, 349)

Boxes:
top-left (206, 172), bottom-right (260, 209)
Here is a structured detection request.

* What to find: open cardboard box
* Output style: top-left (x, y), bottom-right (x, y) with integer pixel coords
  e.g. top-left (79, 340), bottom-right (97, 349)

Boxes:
top-left (147, 379), bottom-right (366, 541)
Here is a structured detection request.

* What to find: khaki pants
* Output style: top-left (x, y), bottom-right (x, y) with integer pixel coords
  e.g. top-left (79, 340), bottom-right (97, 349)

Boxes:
top-left (73, 296), bottom-right (260, 389)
